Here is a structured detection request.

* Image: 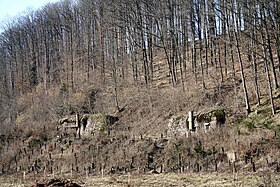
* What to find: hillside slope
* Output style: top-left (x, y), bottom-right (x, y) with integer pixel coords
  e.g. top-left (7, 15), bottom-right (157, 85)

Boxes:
top-left (0, 1), bottom-right (280, 184)
top-left (1, 47), bottom-right (280, 182)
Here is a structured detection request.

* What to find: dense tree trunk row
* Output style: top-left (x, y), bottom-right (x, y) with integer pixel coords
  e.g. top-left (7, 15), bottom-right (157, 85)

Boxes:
top-left (0, 0), bottom-right (279, 116)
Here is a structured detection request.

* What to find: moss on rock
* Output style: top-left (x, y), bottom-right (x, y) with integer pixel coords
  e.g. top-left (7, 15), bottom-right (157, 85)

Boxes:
top-left (81, 114), bottom-right (118, 136)
top-left (89, 114), bottom-right (106, 123)
top-left (196, 107), bottom-right (225, 124)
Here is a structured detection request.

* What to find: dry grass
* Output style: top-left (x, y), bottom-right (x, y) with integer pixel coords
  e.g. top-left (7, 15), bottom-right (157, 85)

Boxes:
top-left (1, 173), bottom-right (280, 187)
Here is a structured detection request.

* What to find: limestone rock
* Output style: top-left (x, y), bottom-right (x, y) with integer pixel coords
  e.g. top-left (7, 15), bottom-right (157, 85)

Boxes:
top-left (59, 114), bottom-right (118, 137)
top-left (59, 116), bottom-right (76, 125)
top-left (81, 114), bottom-right (118, 136)
top-left (168, 107), bottom-right (226, 136)
top-left (168, 115), bottom-right (189, 136)
top-left (195, 107), bottom-right (226, 130)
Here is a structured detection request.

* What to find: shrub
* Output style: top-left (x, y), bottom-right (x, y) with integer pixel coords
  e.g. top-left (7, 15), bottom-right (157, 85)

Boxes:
top-left (244, 121), bottom-right (254, 130)
top-left (28, 138), bottom-right (43, 150)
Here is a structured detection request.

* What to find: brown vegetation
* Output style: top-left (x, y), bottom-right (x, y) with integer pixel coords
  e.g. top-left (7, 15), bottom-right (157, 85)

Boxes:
top-left (0, 0), bottom-right (280, 185)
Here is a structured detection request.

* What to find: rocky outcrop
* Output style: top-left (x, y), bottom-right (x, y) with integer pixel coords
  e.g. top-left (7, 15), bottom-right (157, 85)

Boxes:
top-left (59, 114), bottom-right (118, 137)
top-left (168, 115), bottom-right (189, 136)
top-left (81, 114), bottom-right (119, 136)
top-left (195, 107), bottom-right (226, 130)
top-left (168, 107), bottom-right (226, 136)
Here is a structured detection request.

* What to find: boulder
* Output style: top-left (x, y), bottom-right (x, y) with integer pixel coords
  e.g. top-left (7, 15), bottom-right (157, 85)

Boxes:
top-left (195, 107), bottom-right (226, 130)
top-left (81, 114), bottom-right (118, 136)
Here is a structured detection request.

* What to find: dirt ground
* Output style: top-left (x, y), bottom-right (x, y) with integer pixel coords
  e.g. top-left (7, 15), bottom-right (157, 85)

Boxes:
top-left (1, 172), bottom-right (280, 187)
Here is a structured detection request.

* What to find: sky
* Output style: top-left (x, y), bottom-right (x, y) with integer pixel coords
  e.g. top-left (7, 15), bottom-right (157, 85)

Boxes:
top-left (0, 0), bottom-right (60, 30)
